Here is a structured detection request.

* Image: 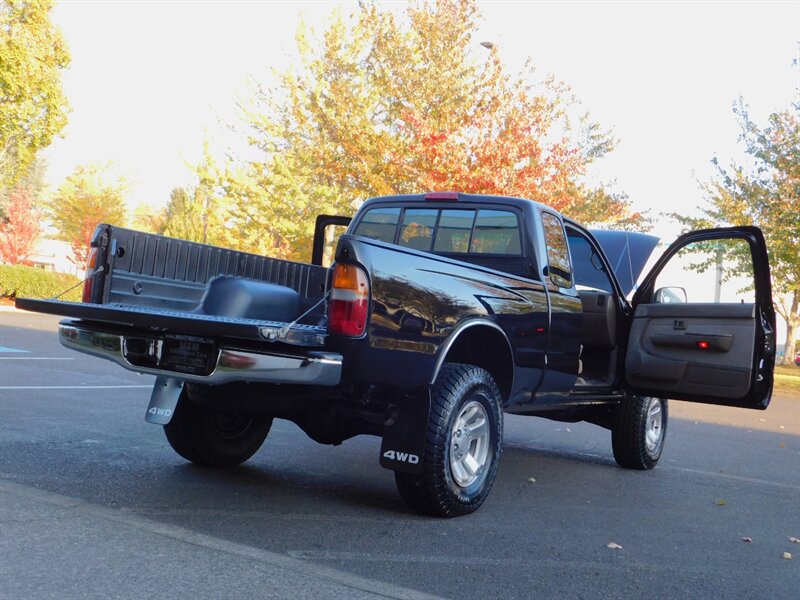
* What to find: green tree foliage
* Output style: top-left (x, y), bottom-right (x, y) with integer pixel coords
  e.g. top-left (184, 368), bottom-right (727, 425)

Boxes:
top-left (49, 163), bottom-right (127, 265)
top-left (0, 0), bottom-right (70, 188)
top-left (137, 143), bottom-right (232, 245)
top-left (671, 99), bottom-right (799, 364)
top-left (223, 0), bottom-right (641, 260)
top-left (159, 185), bottom-right (229, 246)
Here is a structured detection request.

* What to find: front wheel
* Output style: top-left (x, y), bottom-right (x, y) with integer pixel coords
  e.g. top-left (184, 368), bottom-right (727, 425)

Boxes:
top-left (611, 395), bottom-right (667, 470)
top-left (395, 363), bottom-right (503, 517)
top-left (163, 386), bottom-right (273, 467)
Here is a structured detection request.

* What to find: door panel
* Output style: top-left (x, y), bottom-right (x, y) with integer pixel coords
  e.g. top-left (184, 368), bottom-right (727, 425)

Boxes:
top-left (627, 227), bottom-right (775, 409)
top-left (626, 303), bottom-right (755, 400)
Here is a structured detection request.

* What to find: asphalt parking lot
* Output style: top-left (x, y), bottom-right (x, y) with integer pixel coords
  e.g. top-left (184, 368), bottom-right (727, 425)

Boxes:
top-left (1, 310), bottom-right (798, 599)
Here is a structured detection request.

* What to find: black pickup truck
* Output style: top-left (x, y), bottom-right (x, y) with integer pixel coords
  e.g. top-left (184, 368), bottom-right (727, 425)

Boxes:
top-left (17, 192), bottom-right (776, 516)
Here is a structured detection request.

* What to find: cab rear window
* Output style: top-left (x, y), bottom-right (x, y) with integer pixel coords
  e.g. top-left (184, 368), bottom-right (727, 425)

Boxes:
top-left (353, 207), bottom-right (522, 256)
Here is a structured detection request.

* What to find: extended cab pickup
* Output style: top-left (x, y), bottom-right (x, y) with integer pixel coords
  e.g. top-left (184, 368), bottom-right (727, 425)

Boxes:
top-left (17, 193), bottom-right (776, 516)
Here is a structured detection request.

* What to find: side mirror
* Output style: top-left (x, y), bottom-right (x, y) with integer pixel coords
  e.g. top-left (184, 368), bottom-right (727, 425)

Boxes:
top-left (655, 286), bottom-right (687, 304)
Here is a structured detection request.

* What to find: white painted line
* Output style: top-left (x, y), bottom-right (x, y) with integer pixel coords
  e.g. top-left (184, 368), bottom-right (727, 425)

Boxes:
top-left (0, 345), bottom-right (29, 353)
top-left (0, 385), bottom-right (152, 390)
top-left (0, 357), bottom-right (75, 360)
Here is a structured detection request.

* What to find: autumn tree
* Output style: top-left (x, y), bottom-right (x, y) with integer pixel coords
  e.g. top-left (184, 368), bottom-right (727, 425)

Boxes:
top-left (224, 0), bottom-right (639, 260)
top-left (0, 182), bottom-right (42, 264)
top-left (134, 143), bottom-right (233, 245)
top-left (672, 99), bottom-right (799, 364)
top-left (131, 202), bottom-right (168, 235)
top-left (0, 0), bottom-right (70, 188)
top-left (48, 163), bottom-right (128, 265)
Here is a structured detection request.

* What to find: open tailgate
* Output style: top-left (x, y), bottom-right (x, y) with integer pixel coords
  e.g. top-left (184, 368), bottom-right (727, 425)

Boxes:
top-left (15, 298), bottom-right (327, 347)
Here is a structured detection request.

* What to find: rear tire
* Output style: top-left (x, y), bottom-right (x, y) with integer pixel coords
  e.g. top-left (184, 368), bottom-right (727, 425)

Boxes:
top-left (612, 394), bottom-right (667, 470)
top-left (163, 386), bottom-right (273, 467)
top-left (395, 363), bottom-right (503, 517)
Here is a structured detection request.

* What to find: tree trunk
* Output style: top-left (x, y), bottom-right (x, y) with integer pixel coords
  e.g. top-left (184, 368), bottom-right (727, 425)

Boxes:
top-left (777, 290), bottom-right (799, 365)
top-left (782, 323), bottom-right (797, 365)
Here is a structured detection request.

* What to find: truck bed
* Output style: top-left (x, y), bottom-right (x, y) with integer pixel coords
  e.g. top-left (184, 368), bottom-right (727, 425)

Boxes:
top-left (16, 226), bottom-right (332, 346)
top-left (102, 226), bottom-right (327, 312)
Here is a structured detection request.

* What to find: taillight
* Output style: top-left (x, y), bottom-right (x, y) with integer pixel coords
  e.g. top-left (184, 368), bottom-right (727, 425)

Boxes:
top-left (328, 263), bottom-right (369, 336)
top-left (82, 247), bottom-right (99, 303)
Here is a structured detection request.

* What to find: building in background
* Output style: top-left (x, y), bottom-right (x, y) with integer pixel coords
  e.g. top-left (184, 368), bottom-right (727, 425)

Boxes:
top-left (29, 239), bottom-right (84, 278)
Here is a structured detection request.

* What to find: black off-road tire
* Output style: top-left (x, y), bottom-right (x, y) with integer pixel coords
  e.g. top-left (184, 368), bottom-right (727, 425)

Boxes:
top-left (163, 386), bottom-right (273, 467)
top-left (611, 394), bottom-right (667, 470)
top-left (395, 363), bottom-right (503, 517)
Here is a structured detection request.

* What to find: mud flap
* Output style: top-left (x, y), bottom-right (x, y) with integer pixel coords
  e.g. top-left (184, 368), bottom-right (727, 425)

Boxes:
top-left (379, 389), bottom-right (431, 473)
top-left (145, 376), bottom-right (184, 424)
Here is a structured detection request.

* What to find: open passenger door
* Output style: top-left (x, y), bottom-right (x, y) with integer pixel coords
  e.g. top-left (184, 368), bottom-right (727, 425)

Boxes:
top-left (625, 227), bottom-right (775, 409)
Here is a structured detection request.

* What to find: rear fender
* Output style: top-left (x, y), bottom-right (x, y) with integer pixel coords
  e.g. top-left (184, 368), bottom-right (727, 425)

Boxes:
top-left (430, 320), bottom-right (515, 400)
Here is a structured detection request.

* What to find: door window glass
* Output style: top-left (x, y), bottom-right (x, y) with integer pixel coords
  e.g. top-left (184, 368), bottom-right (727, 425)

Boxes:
top-left (654, 238), bottom-right (755, 303)
top-left (566, 229), bottom-right (613, 293)
top-left (541, 212), bottom-right (572, 288)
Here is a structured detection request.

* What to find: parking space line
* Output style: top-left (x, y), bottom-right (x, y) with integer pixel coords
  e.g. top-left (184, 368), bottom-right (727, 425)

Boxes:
top-left (0, 385), bottom-right (152, 390)
top-left (0, 357), bottom-right (74, 360)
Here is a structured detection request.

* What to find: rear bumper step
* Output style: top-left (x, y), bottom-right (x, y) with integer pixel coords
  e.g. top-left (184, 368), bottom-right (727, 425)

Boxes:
top-left (59, 323), bottom-right (342, 386)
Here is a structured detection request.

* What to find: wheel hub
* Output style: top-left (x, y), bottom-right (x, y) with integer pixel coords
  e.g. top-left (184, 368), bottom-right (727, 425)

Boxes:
top-left (644, 398), bottom-right (663, 453)
top-left (449, 400), bottom-right (490, 488)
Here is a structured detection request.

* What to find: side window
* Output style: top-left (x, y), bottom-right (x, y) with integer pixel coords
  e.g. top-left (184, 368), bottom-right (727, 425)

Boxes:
top-left (654, 238), bottom-right (755, 304)
top-left (433, 209), bottom-right (476, 253)
top-left (398, 209), bottom-right (438, 251)
top-left (470, 210), bottom-right (522, 255)
top-left (541, 212), bottom-right (572, 288)
top-left (566, 229), bottom-right (613, 293)
top-left (353, 208), bottom-right (401, 243)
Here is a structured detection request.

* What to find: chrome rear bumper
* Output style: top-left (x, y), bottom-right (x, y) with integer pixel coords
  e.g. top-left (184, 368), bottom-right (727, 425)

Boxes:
top-left (59, 323), bottom-right (342, 386)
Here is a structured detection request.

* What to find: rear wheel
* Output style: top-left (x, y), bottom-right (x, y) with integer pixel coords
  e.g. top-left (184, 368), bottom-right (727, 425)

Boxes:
top-left (395, 363), bottom-right (503, 517)
top-left (611, 394), bottom-right (667, 470)
top-left (163, 386), bottom-right (273, 467)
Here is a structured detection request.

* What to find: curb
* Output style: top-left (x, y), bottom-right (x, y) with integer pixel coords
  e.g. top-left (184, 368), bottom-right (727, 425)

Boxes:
top-left (0, 305), bottom-right (29, 313)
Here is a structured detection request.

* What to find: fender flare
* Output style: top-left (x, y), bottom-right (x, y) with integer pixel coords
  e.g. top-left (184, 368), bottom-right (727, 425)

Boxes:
top-left (428, 319), bottom-right (515, 388)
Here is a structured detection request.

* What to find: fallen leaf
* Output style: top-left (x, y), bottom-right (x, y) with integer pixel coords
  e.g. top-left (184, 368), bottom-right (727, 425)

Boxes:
top-left (527, 477), bottom-right (536, 484)
top-left (741, 537), bottom-right (753, 543)
top-left (779, 442), bottom-right (785, 448)
top-left (789, 537), bottom-right (800, 544)
top-left (606, 542), bottom-right (623, 550)
top-left (716, 499), bottom-right (727, 506)
top-left (783, 552), bottom-right (792, 560)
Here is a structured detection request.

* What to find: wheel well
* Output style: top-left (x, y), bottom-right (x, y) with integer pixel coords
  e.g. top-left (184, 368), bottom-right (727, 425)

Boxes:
top-left (439, 326), bottom-right (514, 400)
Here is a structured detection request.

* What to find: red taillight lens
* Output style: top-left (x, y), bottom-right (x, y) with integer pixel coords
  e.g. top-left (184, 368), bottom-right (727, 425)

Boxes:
top-left (82, 247), bottom-right (99, 303)
top-left (328, 263), bottom-right (369, 336)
